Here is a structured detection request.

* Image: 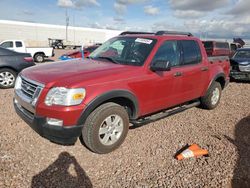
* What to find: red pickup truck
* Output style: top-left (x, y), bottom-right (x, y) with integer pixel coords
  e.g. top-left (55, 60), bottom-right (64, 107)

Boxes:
top-left (14, 31), bottom-right (230, 154)
top-left (202, 41), bottom-right (231, 56)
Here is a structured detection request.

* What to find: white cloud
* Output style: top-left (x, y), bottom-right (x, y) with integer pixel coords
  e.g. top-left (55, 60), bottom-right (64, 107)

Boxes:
top-left (57, 0), bottom-right (74, 8)
top-left (114, 0), bottom-right (146, 15)
top-left (144, 5), bottom-right (160, 16)
top-left (183, 18), bottom-right (250, 39)
top-left (227, 0), bottom-right (250, 15)
top-left (169, 0), bottom-right (230, 11)
top-left (57, 0), bottom-right (99, 8)
top-left (173, 10), bottom-right (205, 19)
top-left (114, 2), bottom-right (127, 14)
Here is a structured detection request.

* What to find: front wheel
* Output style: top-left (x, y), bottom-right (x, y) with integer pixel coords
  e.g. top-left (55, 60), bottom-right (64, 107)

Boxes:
top-left (81, 102), bottom-right (129, 154)
top-left (200, 81), bottom-right (222, 110)
top-left (34, 53), bottom-right (44, 63)
top-left (0, 68), bottom-right (17, 89)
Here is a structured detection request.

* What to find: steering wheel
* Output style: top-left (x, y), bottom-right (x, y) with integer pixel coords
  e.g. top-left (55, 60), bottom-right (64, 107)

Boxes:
top-left (130, 50), bottom-right (144, 63)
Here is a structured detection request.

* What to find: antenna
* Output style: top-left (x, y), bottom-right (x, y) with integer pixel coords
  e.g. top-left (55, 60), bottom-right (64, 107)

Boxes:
top-left (65, 8), bottom-right (69, 41)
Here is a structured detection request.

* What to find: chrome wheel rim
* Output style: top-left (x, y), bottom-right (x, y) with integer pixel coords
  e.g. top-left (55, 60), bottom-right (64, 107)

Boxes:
top-left (99, 115), bottom-right (124, 146)
top-left (211, 88), bottom-right (220, 105)
top-left (36, 55), bottom-right (43, 62)
top-left (0, 72), bottom-right (15, 87)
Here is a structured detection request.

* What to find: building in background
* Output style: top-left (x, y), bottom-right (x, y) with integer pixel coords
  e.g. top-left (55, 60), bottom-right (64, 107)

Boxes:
top-left (0, 20), bottom-right (122, 47)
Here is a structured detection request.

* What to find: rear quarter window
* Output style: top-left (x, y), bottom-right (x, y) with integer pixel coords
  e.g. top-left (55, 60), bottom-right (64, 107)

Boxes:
top-left (15, 41), bottom-right (23, 48)
top-left (181, 40), bottom-right (202, 65)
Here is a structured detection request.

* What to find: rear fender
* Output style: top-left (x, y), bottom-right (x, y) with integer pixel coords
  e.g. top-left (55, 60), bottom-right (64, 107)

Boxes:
top-left (203, 73), bottom-right (226, 96)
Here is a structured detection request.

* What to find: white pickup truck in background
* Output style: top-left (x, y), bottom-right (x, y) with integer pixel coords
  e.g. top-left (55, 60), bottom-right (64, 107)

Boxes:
top-left (0, 40), bottom-right (54, 63)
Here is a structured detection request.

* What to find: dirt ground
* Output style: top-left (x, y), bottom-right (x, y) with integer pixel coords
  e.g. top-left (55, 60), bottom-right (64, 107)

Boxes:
top-left (0, 50), bottom-right (250, 187)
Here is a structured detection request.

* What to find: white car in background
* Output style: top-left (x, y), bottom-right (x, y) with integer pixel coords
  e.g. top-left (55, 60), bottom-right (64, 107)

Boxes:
top-left (0, 40), bottom-right (54, 63)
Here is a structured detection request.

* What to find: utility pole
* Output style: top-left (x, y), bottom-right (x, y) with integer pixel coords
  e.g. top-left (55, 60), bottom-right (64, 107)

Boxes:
top-left (65, 8), bottom-right (69, 41)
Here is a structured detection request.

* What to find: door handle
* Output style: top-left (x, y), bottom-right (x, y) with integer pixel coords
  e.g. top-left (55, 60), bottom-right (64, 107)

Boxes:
top-left (174, 72), bottom-right (182, 77)
top-left (201, 67), bottom-right (209, 71)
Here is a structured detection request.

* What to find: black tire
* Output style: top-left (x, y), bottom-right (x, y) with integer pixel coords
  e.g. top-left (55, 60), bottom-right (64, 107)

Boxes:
top-left (200, 81), bottom-right (222, 110)
top-left (81, 102), bottom-right (129, 154)
top-left (34, 53), bottom-right (44, 63)
top-left (0, 68), bottom-right (17, 89)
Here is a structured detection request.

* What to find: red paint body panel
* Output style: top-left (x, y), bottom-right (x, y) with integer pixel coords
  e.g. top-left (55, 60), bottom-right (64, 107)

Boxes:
top-left (21, 34), bottom-right (230, 127)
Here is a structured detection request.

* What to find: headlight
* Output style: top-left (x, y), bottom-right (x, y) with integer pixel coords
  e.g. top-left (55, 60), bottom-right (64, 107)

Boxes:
top-left (239, 62), bottom-right (250, 72)
top-left (14, 75), bottom-right (22, 90)
top-left (239, 61), bottom-right (250, 66)
top-left (45, 87), bottom-right (86, 106)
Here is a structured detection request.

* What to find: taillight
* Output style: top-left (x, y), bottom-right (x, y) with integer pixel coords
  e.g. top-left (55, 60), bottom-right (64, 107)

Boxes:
top-left (24, 57), bottom-right (33, 62)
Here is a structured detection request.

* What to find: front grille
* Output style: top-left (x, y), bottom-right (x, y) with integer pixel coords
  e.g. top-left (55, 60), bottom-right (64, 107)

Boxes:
top-left (231, 65), bottom-right (239, 71)
top-left (20, 77), bottom-right (43, 100)
top-left (21, 79), bottom-right (37, 98)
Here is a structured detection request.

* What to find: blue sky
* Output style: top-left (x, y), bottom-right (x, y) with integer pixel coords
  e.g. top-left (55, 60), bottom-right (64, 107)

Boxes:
top-left (0, 0), bottom-right (250, 39)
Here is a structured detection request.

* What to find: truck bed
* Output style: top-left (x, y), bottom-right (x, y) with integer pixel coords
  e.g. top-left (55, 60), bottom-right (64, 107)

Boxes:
top-left (208, 56), bottom-right (229, 62)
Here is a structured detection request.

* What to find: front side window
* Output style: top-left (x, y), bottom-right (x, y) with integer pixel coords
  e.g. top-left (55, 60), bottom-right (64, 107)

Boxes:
top-left (152, 40), bottom-right (180, 67)
top-left (0, 42), bottom-right (13, 48)
top-left (90, 37), bottom-right (156, 66)
top-left (181, 40), bottom-right (202, 65)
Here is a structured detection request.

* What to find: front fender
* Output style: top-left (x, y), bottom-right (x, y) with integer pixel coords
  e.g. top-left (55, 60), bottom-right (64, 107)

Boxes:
top-left (77, 90), bottom-right (139, 126)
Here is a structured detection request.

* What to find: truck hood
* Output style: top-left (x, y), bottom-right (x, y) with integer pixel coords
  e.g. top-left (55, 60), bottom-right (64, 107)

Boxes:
top-left (21, 59), bottom-right (139, 88)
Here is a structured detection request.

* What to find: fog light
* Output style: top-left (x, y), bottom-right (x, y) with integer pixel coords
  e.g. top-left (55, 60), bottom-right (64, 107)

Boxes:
top-left (47, 118), bottom-right (63, 126)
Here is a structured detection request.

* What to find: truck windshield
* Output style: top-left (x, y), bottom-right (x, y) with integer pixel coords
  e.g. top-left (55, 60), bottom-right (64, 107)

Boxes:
top-left (89, 37), bottom-right (156, 66)
top-left (234, 50), bottom-right (250, 59)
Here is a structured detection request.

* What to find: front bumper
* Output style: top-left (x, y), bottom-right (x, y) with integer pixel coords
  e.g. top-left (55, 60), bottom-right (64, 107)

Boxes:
top-left (230, 71), bottom-right (250, 81)
top-left (14, 100), bottom-right (83, 145)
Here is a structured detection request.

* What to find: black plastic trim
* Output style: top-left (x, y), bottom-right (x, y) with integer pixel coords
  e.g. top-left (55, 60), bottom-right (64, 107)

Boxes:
top-left (77, 90), bottom-right (139, 126)
top-left (14, 101), bottom-right (82, 145)
top-left (155, 31), bottom-right (193, 36)
top-left (207, 73), bottom-right (226, 91)
top-left (120, 31), bottom-right (154, 35)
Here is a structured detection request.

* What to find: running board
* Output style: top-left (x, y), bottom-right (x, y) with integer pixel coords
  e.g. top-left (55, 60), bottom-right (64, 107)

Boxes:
top-left (130, 100), bottom-right (200, 126)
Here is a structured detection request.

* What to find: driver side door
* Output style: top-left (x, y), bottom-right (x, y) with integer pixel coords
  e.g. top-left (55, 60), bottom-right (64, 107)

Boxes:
top-left (142, 40), bottom-right (184, 114)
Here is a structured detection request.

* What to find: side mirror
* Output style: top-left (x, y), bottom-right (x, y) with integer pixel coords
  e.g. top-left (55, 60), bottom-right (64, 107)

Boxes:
top-left (150, 60), bottom-right (171, 72)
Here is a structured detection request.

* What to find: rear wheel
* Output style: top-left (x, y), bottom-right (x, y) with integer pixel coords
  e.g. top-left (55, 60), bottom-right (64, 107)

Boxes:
top-left (81, 102), bottom-right (129, 154)
top-left (0, 68), bottom-right (17, 89)
top-left (200, 81), bottom-right (222, 109)
top-left (34, 53), bottom-right (44, 63)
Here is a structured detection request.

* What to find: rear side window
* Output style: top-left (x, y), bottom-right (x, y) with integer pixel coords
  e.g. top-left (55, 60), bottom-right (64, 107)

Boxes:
top-left (16, 41), bottom-right (23, 48)
top-left (152, 40), bottom-right (180, 67)
top-left (0, 41), bottom-right (13, 48)
top-left (181, 40), bottom-right (202, 65)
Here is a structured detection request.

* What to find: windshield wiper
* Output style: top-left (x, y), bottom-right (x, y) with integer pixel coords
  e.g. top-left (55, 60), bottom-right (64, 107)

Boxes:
top-left (95, 56), bottom-right (119, 64)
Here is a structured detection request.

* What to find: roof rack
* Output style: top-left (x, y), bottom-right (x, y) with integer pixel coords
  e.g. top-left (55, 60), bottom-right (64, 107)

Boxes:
top-left (120, 31), bottom-right (155, 35)
top-left (155, 31), bottom-right (193, 37)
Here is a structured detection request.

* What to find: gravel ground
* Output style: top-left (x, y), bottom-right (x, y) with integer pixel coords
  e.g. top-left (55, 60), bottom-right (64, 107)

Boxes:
top-left (0, 53), bottom-right (250, 187)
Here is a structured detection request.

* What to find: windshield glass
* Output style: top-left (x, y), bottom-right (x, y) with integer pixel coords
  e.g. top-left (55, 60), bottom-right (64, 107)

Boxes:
top-left (89, 37), bottom-right (156, 66)
top-left (234, 50), bottom-right (250, 59)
